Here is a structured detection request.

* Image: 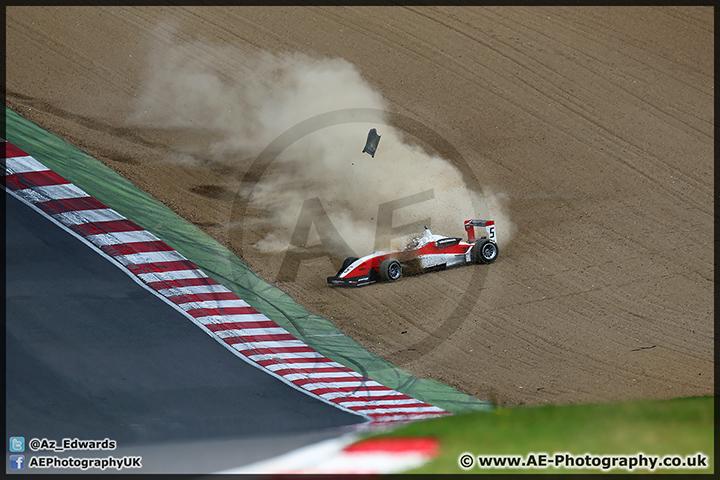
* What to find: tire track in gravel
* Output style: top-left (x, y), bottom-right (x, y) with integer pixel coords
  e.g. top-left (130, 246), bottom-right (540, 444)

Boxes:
top-left (6, 91), bottom-right (167, 152)
top-left (550, 6), bottom-right (713, 80)
top-left (532, 8), bottom-right (713, 137)
top-left (662, 5), bottom-right (715, 31)
top-left (7, 10), bottom-right (139, 103)
top-left (375, 6), bottom-right (711, 221)
top-left (463, 7), bottom-right (713, 143)
top-left (402, 7), bottom-right (712, 215)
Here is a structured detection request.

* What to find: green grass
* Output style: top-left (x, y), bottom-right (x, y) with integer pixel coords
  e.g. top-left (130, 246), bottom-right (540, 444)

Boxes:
top-left (371, 395), bottom-right (713, 474)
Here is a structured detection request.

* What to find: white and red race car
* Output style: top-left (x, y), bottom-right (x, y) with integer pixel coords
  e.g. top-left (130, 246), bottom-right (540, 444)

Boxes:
top-left (327, 220), bottom-right (498, 287)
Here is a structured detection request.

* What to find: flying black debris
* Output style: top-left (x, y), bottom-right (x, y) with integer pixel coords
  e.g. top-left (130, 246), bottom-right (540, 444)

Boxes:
top-left (362, 128), bottom-right (381, 157)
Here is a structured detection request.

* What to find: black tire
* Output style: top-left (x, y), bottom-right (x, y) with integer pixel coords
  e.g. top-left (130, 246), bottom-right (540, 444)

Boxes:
top-left (379, 259), bottom-right (402, 282)
top-left (472, 240), bottom-right (498, 264)
top-left (340, 256), bottom-right (359, 271)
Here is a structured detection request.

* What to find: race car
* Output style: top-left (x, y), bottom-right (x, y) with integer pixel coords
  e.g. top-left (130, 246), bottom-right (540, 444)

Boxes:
top-left (327, 220), bottom-right (498, 287)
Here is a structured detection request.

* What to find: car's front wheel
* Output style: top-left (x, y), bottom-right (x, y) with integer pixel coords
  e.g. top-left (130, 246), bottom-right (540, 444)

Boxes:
top-left (340, 257), bottom-right (359, 271)
top-left (379, 259), bottom-right (402, 282)
top-left (472, 240), bottom-right (498, 264)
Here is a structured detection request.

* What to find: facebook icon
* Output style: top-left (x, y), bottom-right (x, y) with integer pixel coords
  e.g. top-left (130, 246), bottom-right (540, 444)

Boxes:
top-left (10, 454), bottom-right (25, 470)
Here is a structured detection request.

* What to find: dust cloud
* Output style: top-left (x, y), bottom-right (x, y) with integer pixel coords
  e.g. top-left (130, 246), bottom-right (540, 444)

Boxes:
top-left (128, 24), bottom-right (515, 257)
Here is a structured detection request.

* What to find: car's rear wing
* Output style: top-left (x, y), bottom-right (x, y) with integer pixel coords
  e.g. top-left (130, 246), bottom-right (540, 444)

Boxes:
top-left (464, 219), bottom-right (496, 243)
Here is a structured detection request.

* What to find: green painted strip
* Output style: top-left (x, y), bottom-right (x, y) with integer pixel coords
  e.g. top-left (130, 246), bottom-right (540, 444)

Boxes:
top-left (5, 106), bottom-right (491, 414)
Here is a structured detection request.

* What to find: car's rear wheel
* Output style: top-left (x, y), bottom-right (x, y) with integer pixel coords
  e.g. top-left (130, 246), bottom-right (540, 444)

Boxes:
top-left (472, 240), bottom-right (498, 264)
top-left (379, 259), bottom-right (402, 282)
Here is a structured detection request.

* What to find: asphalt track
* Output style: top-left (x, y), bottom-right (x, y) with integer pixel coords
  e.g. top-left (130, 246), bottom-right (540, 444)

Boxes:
top-left (5, 191), bottom-right (363, 473)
